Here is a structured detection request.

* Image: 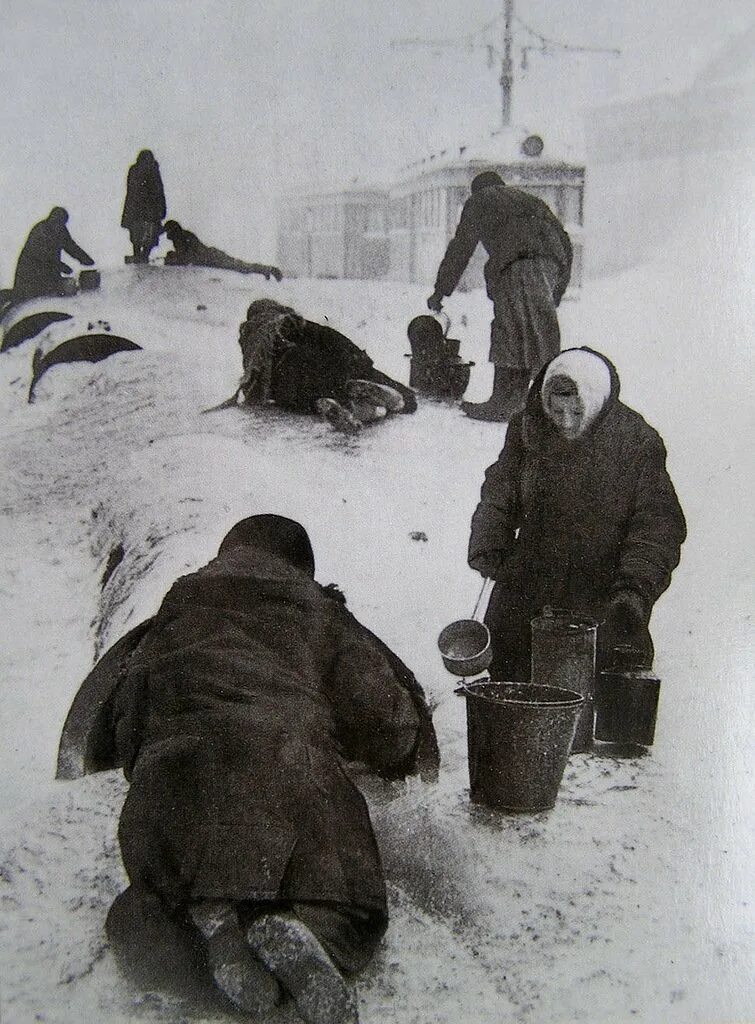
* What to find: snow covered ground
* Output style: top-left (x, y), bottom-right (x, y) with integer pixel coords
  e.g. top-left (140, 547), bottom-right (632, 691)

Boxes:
top-left (0, 196), bottom-right (752, 1023)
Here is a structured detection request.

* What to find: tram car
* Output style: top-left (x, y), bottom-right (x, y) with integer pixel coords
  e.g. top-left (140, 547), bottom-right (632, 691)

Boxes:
top-left (276, 186), bottom-right (389, 281)
top-left (277, 126), bottom-right (585, 295)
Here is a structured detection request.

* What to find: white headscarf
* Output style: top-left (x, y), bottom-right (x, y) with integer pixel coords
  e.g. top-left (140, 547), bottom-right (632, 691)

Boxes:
top-left (542, 350), bottom-right (612, 432)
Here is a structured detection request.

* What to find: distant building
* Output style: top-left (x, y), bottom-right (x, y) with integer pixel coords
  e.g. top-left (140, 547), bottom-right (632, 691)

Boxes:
top-left (277, 125), bottom-right (585, 295)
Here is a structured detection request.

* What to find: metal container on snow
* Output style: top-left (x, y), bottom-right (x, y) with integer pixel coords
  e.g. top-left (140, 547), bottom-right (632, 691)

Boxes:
top-left (457, 681), bottom-right (584, 812)
top-left (78, 269), bottom-right (101, 292)
top-left (531, 609), bottom-right (597, 753)
top-left (595, 646), bottom-right (661, 746)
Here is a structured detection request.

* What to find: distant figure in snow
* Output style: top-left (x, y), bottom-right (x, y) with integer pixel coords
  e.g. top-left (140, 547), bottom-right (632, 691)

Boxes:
top-left (468, 348), bottom-right (686, 680)
top-left (59, 515), bottom-right (439, 1024)
top-left (162, 220), bottom-right (282, 281)
top-left (121, 149), bottom-right (166, 263)
top-left (234, 298), bottom-right (417, 432)
top-left (427, 170), bottom-right (572, 422)
top-left (12, 207), bottom-right (94, 302)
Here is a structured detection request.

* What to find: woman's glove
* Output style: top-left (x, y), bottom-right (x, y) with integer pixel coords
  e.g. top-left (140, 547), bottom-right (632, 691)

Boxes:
top-left (469, 549), bottom-right (516, 582)
top-left (605, 590), bottom-right (646, 635)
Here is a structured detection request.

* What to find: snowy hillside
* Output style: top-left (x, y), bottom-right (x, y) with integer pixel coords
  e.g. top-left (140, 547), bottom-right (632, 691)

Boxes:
top-left (0, 225), bottom-right (752, 1024)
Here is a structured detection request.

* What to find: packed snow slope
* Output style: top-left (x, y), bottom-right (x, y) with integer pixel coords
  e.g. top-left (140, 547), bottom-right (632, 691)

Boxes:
top-left (0, 208), bottom-right (752, 1024)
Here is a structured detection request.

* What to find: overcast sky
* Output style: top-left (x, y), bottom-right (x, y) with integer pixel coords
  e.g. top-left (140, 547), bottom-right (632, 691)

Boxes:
top-left (0, 0), bottom-right (751, 273)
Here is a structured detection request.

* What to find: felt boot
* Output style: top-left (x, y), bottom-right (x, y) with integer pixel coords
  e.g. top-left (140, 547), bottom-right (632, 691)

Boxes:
top-left (461, 367), bottom-right (530, 422)
top-left (246, 912), bottom-right (359, 1024)
top-left (316, 397), bottom-right (362, 434)
top-left (189, 900), bottom-right (281, 1017)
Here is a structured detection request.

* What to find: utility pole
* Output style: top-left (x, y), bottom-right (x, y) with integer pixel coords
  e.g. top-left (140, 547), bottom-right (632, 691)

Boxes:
top-left (500, 0), bottom-right (514, 126)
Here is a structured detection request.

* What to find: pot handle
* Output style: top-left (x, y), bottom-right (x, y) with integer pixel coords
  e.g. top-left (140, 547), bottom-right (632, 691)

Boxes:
top-left (471, 577), bottom-right (494, 623)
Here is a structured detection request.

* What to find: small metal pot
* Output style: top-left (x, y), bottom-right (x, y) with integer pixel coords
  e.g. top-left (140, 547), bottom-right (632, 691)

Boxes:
top-left (438, 578), bottom-right (494, 676)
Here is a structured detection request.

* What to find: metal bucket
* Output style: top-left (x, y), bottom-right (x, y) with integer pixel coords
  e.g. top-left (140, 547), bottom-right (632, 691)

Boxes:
top-left (457, 681), bottom-right (584, 812)
top-left (438, 578), bottom-right (494, 677)
top-left (595, 660), bottom-right (661, 746)
top-left (79, 269), bottom-right (101, 292)
top-left (531, 609), bottom-right (597, 753)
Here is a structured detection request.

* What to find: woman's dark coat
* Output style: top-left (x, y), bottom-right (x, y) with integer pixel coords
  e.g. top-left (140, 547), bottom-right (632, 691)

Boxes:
top-left (121, 154), bottom-right (166, 232)
top-left (13, 216), bottom-right (93, 300)
top-left (74, 545), bottom-right (438, 922)
top-left (468, 349), bottom-right (686, 675)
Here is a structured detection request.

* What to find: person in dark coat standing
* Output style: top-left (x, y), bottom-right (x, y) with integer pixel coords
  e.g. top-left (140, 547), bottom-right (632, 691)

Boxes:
top-left (467, 348), bottom-right (686, 680)
top-left (63, 515), bottom-right (439, 1024)
top-left (12, 207), bottom-right (94, 302)
top-left (234, 299), bottom-right (417, 432)
top-left (162, 219), bottom-right (282, 280)
top-left (427, 170), bottom-right (572, 422)
top-left (121, 149), bottom-right (166, 263)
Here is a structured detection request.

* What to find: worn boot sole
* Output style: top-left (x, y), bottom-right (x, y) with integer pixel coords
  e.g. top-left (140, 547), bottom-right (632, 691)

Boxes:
top-left (346, 379), bottom-right (404, 414)
top-left (316, 398), bottom-right (362, 434)
top-left (189, 901), bottom-right (281, 1017)
top-left (246, 913), bottom-right (359, 1024)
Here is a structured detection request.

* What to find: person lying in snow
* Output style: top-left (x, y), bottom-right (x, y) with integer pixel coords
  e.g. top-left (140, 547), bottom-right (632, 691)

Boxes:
top-left (468, 347), bottom-right (686, 681)
top-left (236, 298), bottom-right (417, 432)
top-left (64, 515), bottom-right (439, 1024)
top-left (162, 220), bottom-right (283, 281)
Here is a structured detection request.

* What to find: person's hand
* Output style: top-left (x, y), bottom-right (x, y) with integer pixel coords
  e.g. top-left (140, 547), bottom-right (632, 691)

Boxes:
top-left (426, 291), bottom-right (443, 313)
top-left (469, 549), bottom-right (516, 582)
top-left (605, 590), bottom-right (645, 635)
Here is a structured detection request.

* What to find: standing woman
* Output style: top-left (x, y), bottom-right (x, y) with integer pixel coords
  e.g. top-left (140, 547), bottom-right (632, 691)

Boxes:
top-left (121, 149), bottom-right (166, 263)
top-left (467, 347), bottom-right (686, 680)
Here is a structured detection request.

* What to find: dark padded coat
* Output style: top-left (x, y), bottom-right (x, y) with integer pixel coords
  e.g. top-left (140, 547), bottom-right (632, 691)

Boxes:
top-left (121, 154), bottom-right (166, 232)
top-left (434, 183), bottom-right (572, 305)
top-left (73, 543), bottom-right (438, 924)
top-left (468, 349), bottom-right (686, 675)
top-left (434, 183), bottom-right (572, 371)
top-left (13, 215), bottom-right (93, 300)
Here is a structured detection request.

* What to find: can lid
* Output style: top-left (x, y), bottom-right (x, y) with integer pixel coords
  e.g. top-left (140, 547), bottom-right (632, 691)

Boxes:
top-left (531, 606), bottom-right (598, 631)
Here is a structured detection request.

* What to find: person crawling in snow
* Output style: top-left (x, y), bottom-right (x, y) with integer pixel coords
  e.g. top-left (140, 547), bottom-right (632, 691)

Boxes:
top-left (162, 220), bottom-right (283, 281)
top-left (468, 347), bottom-right (686, 680)
top-left (235, 298), bottom-right (417, 432)
top-left (63, 515), bottom-right (439, 1024)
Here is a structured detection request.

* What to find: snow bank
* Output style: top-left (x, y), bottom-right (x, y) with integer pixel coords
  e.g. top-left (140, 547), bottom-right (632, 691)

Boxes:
top-left (0, 227), bottom-right (752, 1023)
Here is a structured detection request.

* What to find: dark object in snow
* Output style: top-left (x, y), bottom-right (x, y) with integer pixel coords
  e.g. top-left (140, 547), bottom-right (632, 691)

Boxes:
top-left (58, 515), bottom-right (439, 1012)
top-left (427, 171), bottom-right (572, 420)
top-left (196, 304), bottom-right (207, 311)
top-left (468, 348), bottom-right (686, 683)
top-left (409, 531), bottom-right (428, 542)
top-left (235, 299), bottom-right (416, 426)
top-left (456, 681), bottom-right (583, 812)
top-left (406, 315), bottom-right (473, 400)
top-left (531, 609), bottom-right (598, 753)
top-left (162, 220), bottom-right (282, 281)
top-left (27, 333), bottom-right (142, 402)
top-left (121, 150), bottom-right (166, 263)
top-left (596, 647), bottom-right (660, 747)
top-left (1, 310), bottom-right (73, 352)
top-left (12, 206), bottom-right (94, 301)
top-left (101, 543), bottom-right (125, 589)
top-left (78, 268), bottom-right (101, 291)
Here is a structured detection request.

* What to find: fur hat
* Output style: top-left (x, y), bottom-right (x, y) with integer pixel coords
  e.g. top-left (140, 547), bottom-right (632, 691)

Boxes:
top-left (542, 350), bottom-right (612, 432)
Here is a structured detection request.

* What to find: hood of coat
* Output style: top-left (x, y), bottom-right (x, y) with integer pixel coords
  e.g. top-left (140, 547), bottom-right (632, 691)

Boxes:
top-left (522, 347), bottom-right (620, 446)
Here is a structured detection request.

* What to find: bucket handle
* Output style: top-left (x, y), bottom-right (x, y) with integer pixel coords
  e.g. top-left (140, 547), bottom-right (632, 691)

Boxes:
top-left (471, 577), bottom-right (494, 623)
